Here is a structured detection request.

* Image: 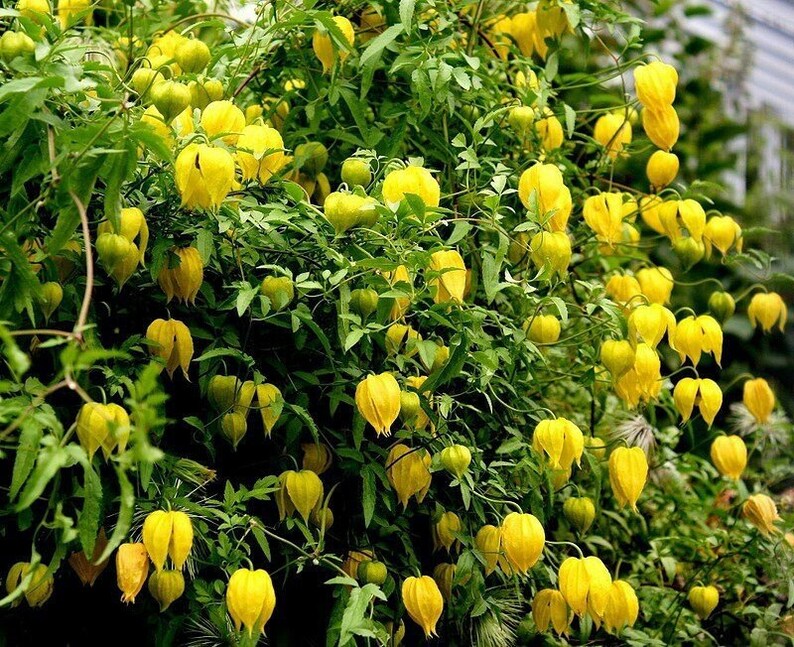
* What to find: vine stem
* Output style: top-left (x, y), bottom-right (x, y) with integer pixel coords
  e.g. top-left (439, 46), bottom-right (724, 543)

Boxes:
top-left (69, 190), bottom-right (94, 343)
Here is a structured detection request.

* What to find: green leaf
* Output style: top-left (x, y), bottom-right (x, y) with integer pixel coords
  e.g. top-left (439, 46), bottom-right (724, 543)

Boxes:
top-left (399, 0), bottom-right (416, 31)
top-left (362, 466), bottom-right (376, 528)
top-left (15, 444), bottom-right (70, 511)
top-left (78, 462), bottom-right (103, 557)
top-left (236, 282), bottom-right (259, 317)
top-left (96, 465), bottom-right (135, 564)
top-left (360, 24), bottom-right (402, 68)
top-left (10, 418), bottom-right (43, 500)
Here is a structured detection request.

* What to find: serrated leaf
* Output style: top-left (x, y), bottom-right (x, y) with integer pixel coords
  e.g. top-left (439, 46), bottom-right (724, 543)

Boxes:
top-left (399, 0), bottom-right (416, 31)
top-left (362, 466), bottom-right (376, 528)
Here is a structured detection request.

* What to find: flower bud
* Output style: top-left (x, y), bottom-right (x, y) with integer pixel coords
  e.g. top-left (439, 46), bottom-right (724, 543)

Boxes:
top-left (474, 524), bottom-right (501, 575)
top-left (131, 67), bottom-right (165, 100)
top-left (358, 560), bottom-right (388, 585)
top-left (402, 575), bottom-right (444, 638)
top-left (150, 80), bottom-right (191, 123)
top-left (207, 375), bottom-right (239, 412)
top-left (116, 543), bottom-right (149, 603)
top-left (236, 124), bottom-right (286, 185)
top-left (221, 412), bottom-right (248, 447)
top-left (0, 31), bottom-right (36, 63)
top-left (642, 105), bottom-right (680, 151)
top-left (673, 377), bottom-right (722, 426)
top-left (508, 106), bottom-right (535, 134)
top-left (710, 435), bottom-right (747, 480)
top-left (518, 163), bottom-right (572, 231)
top-left (189, 78), bottom-right (223, 109)
top-left (341, 158), bottom-right (372, 187)
top-left (301, 442), bottom-right (333, 475)
top-left (593, 112), bottom-right (632, 159)
top-left (386, 444), bottom-right (432, 508)
top-left (704, 215), bottom-right (742, 258)
top-left (500, 512), bottom-right (545, 574)
top-left (17, 0), bottom-right (51, 22)
top-left (95, 232), bottom-right (139, 287)
top-left (226, 568), bottom-right (276, 636)
top-left (312, 16), bottom-right (355, 74)
top-left (37, 282), bottom-right (63, 321)
top-left (688, 585), bottom-right (719, 619)
top-left (634, 60), bottom-right (678, 109)
top-left (743, 378), bottom-right (775, 424)
top-left (175, 143), bottom-right (235, 210)
top-left (563, 497), bottom-right (596, 533)
top-left (97, 207), bottom-right (149, 266)
top-left (525, 314), bottom-right (561, 344)
top-left (311, 505), bottom-right (334, 530)
top-left (439, 445), bottom-right (471, 479)
top-left (600, 339), bottom-right (635, 379)
top-left (747, 292), bottom-right (787, 333)
top-left (146, 318), bottom-right (194, 379)
top-left (260, 275), bottom-right (294, 311)
top-left (646, 150), bottom-right (679, 190)
top-left (148, 570), bottom-right (185, 611)
top-left (350, 288), bottom-right (379, 319)
top-left (157, 246), bottom-right (204, 304)
top-left (432, 511), bottom-right (462, 553)
top-left (294, 141), bottom-right (329, 176)
top-left (174, 38), bottom-right (210, 73)
top-left (323, 191), bottom-right (372, 234)
top-left (636, 266), bottom-right (673, 305)
top-left (608, 446), bottom-right (648, 511)
top-left (432, 563), bottom-right (456, 601)
top-left (75, 402), bottom-right (130, 460)
top-left (200, 100), bottom-right (245, 144)
top-left (532, 588), bottom-right (571, 635)
top-left (382, 166), bottom-right (440, 209)
top-left (355, 372), bottom-right (401, 436)
top-left (530, 231), bottom-right (571, 276)
top-left (708, 291), bottom-right (735, 323)
top-left (255, 383), bottom-right (283, 436)
top-left (743, 493), bottom-right (781, 535)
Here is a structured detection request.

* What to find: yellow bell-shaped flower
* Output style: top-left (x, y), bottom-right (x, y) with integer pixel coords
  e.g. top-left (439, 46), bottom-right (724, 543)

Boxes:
top-left (636, 266), bottom-right (674, 305)
top-left (226, 568), bottom-right (276, 636)
top-left (628, 303), bottom-right (676, 347)
top-left (603, 580), bottom-right (639, 633)
top-left (382, 166), bottom-right (440, 209)
top-left (97, 207), bottom-right (149, 266)
top-left (525, 314), bottom-right (561, 344)
top-left (532, 588), bottom-right (571, 635)
top-left (142, 510), bottom-right (194, 571)
top-left (428, 250), bottom-right (467, 304)
top-left (743, 377), bottom-right (775, 424)
top-left (432, 511), bottom-right (462, 553)
top-left (511, 11), bottom-right (548, 59)
top-left (148, 570), bottom-right (185, 612)
top-left (255, 383), bottom-right (283, 436)
top-left (642, 104), bottom-right (680, 151)
top-left (688, 585), bottom-right (718, 619)
top-left (672, 377), bottom-right (722, 426)
top-left (386, 444), bottom-right (432, 508)
top-left (200, 100), bottom-right (246, 144)
top-left (608, 446), bottom-right (648, 511)
top-left (474, 524), bottom-right (501, 575)
top-left (583, 192), bottom-right (627, 247)
top-left (175, 143), bottom-right (235, 210)
top-left (703, 215), bottom-right (742, 257)
top-left (534, 108), bottom-right (564, 152)
top-left (276, 469), bottom-right (324, 522)
top-left (312, 16), bottom-right (355, 73)
top-left (236, 124), bottom-right (286, 185)
top-left (532, 418), bottom-right (584, 471)
top-left (600, 339), bottom-right (636, 380)
top-left (530, 231), bottom-right (572, 276)
top-left (634, 60), bottom-right (678, 109)
top-left (672, 314), bottom-right (723, 366)
top-left (710, 435), bottom-right (747, 480)
top-left (402, 575), bottom-right (444, 638)
top-left (145, 318), bottom-right (194, 379)
top-left (355, 372), bottom-right (401, 436)
top-left (605, 274), bottom-right (642, 309)
top-left (157, 246), bottom-right (204, 305)
top-left (386, 264), bottom-right (412, 320)
top-left (500, 512), bottom-right (545, 574)
top-left (518, 163), bottom-right (572, 231)
top-left (6, 562), bottom-right (54, 608)
top-left (742, 493), bottom-right (781, 535)
top-left (747, 292), bottom-right (787, 333)
top-left (593, 112), bottom-right (632, 159)
top-left (116, 543), bottom-right (149, 604)
top-left (75, 402), bottom-right (130, 460)
top-left (646, 150), bottom-right (679, 190)
top-left (558, 556), bottom-right (612, 618)
top-left (431, 563), bottom-right (456, 602)
top-left (301, 442), bottom-right (333, 475)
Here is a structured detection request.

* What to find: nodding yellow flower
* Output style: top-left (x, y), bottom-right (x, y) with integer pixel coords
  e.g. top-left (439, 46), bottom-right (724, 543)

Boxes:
top-left (525, 314), bottom-right (561, 344)
top-left (600, 339), bottom-right (636, 379)
top-left (175, 143), bottom-right (235, 210)
top-left (428, 250), bottom-right (467, 304)
top-left (97, 207), bottom-right (149, 266)
top-left (115, 543), bottom-right (149, 604)
top-left (636, 266), bottom-right (674, 305)
top-left (386, 444), bottom-right (432, 508)
top-left (199, 100), bottom-right (246, 144)
top-left (639, 195), bottom-right (667, 234)
top-left (634, 60), bottom-right (678, 109)
top-left (558, 556), bottom-right (612, 618)
top-left (58, 0), bottom-right (92, 29)
top-left (148, 570), bottom-right (185, 612)
top-left (657, 199), bottom-right (706, 243)
top-left (489, 14), bottom-right (514, 59)
top-left (95, 233), bottom-right (140, 287)
top-left (386, 264), bottom-right (412, 320)
top-left (510, 11), bottom-right (547, 59)
top-left (382, 166), bottom-right (440, 209)
top-left (605, 274), bottom-right (642, 310)
top-left (608, 446), bottom-right (648, 511)
top-left (747, 292), bottom-right (787, 333)
top-left (157, 246), bottom-right (204, 305)
top-left (276, 469), bottom-right (324, 522)
top-left (535, 108), bottom-right (564, 151)
top-left (583, 192), bottom-right (626, 247)
top-left (710, 435), bottom-right (747, 480)
top-left (312, 16), bottom-right (355, 73)
top-left (532, 588), bottom-right (572, 635)
top-left (18, 0), bottom-right (51, 22)
top-left (432, 511), bottom-right (462, 553)
top-left (509, 106), bottom-right (535, 135)
top-left (75, 402), bottom-right (130, 460)
top-left (500, 512), bottom-right (545, 574)
top-left (614, 342), bottom-right (662, 406)
top-left (6, 562), bottom-right (54, 608)
top-left (518, 163), bottom-right (572, 231)
top-left (708, 291), bottom-right (736, 323)
top-left (743, 377), bottom-right (775, 424)
top-left (402, 576), bottom-right (444, 638)
top-left (474, 524), bottom-right (502, 575)
top-left (628, 303), bottom-right (676, 347)
top-left (514, 68), bottom-right (540, 92)
top-left (563, 497), bottom-right (596, 533)
top-left (355, 372), bottom-right (401, 436)
top-left (142, 510), bottom-right (194, 571)
top-left (672, 314), bottom-right (723, 366)
top-left (145, 318), bottom-right (194, 379)
top-left (432, 563), bottom-right (456, 601)
top-left (688, 585), bottom-right (718, 619)
top-left (226, 568), bottom-right (276, 636)
top-left (385, 323), bottom-right (422, 357)
top-left (236, 124), bottom-right (286, 185)
top-left (646, 150), bottom-right (679, 190)
top-left (532, 418), bottom-right (584, 471)
top-left (704, 215), bottom-right (742, 257)
top-left (530, 230), bottom-right (572, 276)
top-left (593, 112), bottom-right (632, 159)
top-left (301, 442), bottom-right (333, 475)
top-left (641, 104), bottom-right (680, 151)
top-left (742, 494), bottom-right (781, 535)
top-left (439, 444), bottom-right (472, 479)
top-left (673, 378), bottom-right (722, 426)
top-left (536, 0), bottom-right (572, 39)
top-left (603, 580), bottom-right (639, 633)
